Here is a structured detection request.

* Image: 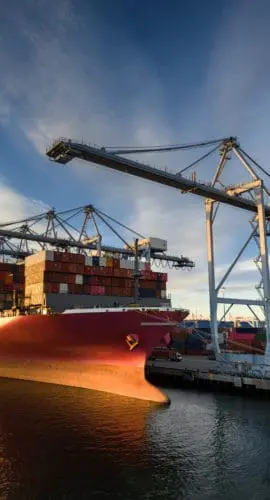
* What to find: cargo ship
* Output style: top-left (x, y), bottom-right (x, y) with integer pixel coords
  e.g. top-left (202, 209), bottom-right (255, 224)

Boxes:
top-left (0, 249), bottom-right (189, 403)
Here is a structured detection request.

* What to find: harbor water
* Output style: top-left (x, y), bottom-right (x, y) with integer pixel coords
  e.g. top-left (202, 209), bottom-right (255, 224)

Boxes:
top-left (0, 379), bottom-right (270, 499)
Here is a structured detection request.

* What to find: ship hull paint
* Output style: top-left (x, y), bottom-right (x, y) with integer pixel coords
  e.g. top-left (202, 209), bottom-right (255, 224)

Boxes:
top-left (0, 309), bottom-right (187, 402)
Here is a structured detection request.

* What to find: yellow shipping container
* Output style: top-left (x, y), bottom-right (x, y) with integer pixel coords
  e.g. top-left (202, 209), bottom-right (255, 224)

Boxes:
top-left (106, 257), bottom-right (113, 267)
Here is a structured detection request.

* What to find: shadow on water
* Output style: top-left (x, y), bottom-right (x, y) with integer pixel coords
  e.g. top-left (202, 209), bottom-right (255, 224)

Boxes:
top-left (1, 379), bottom-right (270, 499)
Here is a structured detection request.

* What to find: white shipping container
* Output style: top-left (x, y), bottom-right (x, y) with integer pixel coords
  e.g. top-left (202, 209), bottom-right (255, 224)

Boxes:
top-left (25, 250), bottom-right (54, 267)
top-left (139, 262), bottom-right (146, 271)
top-left (99, 257), bottom-right (106, 267)
top-left (75, 274), bottom-right (83, 285)
top-left (161, 290), bottom-right (167, 299)
top-left (85, 256), bottom-right (93, 266)
top-left (59, 283), bottom-right (68, 294)
top-left (148, 237), bottom-right (167, 252)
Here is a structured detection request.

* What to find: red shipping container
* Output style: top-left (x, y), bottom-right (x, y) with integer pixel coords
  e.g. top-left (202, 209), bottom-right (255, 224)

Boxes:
top-left (84, 266), bottom-right (92, 275)
top-left (90, 276), bottom-right (99, 286)
top-left (75, 284), bottom-right (83, 294)
top-left (53, 251), bottom-right (63, 262)
top-left (125, 279), bottom-right (133, 288)
top-left (0, 271), bottom-right (12, 285)
top-left (75, 254), bottom-right (85, 264)
top-left (142, 271), bottom-right (151, 281)
top-left (104, 267), bottom-right (113, 276)
top-left (111, 277), bottom-right (119, 287)
top-left (125, 269), bottom-right (133, 277)
top-left (119, 268), bottom-right (127, 277)
top-left (145, 263), bottom-right (151, 271)
top-left (161, 273), bottom-right (168, 282)
top-left (68, 284), bottom-right (76, 294)
top-left (90, 267), bottom-right (99, 276)
top-left (83, 285), bottom-right (90, 294)
top-left (90, 285), bottom-right (105, 295)
top-left (113, 258), bottom-right (120, 269)
top-left (51, 283), bottom-right (60, 293)
top-left (67, 274), bottom-right (76, 284)
top-left (0, 263), bottom-right (14, 272)
top-left (45, 261), bottom-right (62, 272)
top-left (44, 283), bottom-right (53, 293)
top-left (113, 268), bottom-right (121, 277)
top-left (111, 286), bottom-right (121, 296)
top-left (12, 283), bottom-right (24, 291)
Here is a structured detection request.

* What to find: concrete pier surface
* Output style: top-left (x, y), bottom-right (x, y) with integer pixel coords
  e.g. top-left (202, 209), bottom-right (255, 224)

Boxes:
top-left (146, 355), bottom-right (270, 393)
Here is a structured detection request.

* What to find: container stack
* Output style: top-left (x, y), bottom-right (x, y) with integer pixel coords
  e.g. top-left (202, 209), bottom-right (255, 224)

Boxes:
top-left (0, 262), bottom-right (25, 309)
top-left (23, 250), bottom-right (168, 306)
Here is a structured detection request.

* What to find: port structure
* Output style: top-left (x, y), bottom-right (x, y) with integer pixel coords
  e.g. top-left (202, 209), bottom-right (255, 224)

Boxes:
top-left (0, 204), bottom-right (194, 270)
top-left (46, 137), bottom-right (270, 374)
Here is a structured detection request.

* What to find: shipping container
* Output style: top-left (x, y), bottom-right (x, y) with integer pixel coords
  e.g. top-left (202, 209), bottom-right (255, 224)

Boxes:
top-left (59, 283), bottom-right (68, 294)
top-left (25, 250), bottom-right (54, 267)
top-left (85, 256), bottom-right (93, 266)
top-left (120, 259), bottom-right (134, 270)
top-left (89, 286), bottom-right (105, 295)
top-left (68, 284), bottom-right (76, 294)
top-left (147, 237), bottom-right (167, 251)
top-left (106, 257), bottom-right (113, 267)
top-left (92, 256), bottom-right (99, 267)
top-left (113, 258), bottom-right (120, 268)
top-left (113, 268), bottom-right (121, 277)
top-left (75, 274), bottom-right (83, 285)
top-left (139, 288), bottom-right (156, 298)
top-left (67, 274), bottom-right (76, 284)
top-left (139, 280), bottom-right (156, 290)
top-left (0, 271), bottom-right (13, 285)
top-left (99, 257), bottom-right (106, 267)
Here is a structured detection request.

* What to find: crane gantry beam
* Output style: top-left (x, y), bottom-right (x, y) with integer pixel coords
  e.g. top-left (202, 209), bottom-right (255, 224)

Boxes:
top-left (46, 138), bottom-right (270, 217)
top-left (0, 228), bottom-right (193, 267)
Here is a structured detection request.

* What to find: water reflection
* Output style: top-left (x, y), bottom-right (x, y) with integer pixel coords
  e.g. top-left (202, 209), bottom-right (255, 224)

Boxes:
top-left (1, 380), bottom-right (270, 499)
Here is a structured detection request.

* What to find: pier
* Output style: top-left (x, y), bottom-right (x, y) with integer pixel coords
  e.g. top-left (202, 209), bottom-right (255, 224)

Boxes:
top-left (146, 356), bottom-right (270, 394)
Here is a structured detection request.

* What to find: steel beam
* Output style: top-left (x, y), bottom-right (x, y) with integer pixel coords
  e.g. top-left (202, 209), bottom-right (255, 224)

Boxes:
top-left (205, 199), bottom-right (220, 353)
top-left (218, 298), bottom-right (264, 306)
top-left (0, 228), bottom-right (191, 265)
top-left (255, 183), bottom-right (270, 357)
top-left (46, 140), bottom-right (270, 216)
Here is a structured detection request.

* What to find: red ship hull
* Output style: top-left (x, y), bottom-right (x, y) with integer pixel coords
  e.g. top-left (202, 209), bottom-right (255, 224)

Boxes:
top-left (0, 308), bottom-right (188, 403)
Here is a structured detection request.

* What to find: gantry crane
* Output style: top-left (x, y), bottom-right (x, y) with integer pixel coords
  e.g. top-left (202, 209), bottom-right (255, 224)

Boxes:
top-left (47, 136), bottom-right (270, 374)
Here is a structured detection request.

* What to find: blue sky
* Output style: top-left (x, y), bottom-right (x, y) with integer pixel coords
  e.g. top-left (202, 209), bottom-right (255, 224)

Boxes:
top-left (1, 0), bottom-right (270, 317)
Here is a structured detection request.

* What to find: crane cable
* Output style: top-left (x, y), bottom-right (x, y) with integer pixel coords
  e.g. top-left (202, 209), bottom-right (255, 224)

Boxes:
top-left (105, 137), bottom-right (230, 156)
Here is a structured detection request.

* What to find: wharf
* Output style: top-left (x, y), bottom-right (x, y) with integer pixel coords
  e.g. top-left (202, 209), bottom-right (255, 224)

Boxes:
top-left (146, 356), bottom-right (270, 394)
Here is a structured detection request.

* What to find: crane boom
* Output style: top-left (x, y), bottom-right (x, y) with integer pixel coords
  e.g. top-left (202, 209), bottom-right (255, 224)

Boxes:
top-left (46, 139), bottom-right (270, 216)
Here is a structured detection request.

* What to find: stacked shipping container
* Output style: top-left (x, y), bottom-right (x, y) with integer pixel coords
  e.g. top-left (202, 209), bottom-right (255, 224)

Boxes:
top-left (0, 262), bottom-right (24, 309)
top-left (23, 250), bottom-right (168, 306)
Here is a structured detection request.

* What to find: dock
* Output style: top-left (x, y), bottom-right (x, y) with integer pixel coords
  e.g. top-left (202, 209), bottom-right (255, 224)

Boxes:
top-left (146, 356), bottom-right (270, 394)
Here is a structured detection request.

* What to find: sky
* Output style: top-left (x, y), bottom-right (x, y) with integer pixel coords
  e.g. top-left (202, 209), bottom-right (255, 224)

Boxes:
top-left (1, 0), bottom-right (270, 318)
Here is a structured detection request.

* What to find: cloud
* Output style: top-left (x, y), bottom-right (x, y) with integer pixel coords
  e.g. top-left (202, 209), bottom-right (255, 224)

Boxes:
top-left (0, 176), bottom-right (49, 227)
